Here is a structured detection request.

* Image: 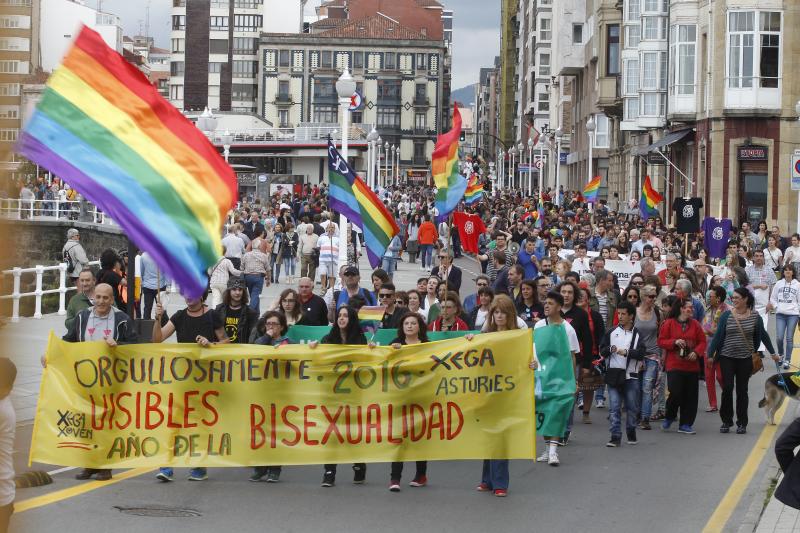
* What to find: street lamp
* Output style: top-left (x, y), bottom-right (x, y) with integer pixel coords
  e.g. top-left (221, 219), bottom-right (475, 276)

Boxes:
top-left (335, 68), bottom-right (357, 270)
top-left (196, 107), bottom-right (217, 135)
top-left (527, 137), bottom-right (534, 197)
top-left (367, 127), bottom-right (379, 189)
top-left (221, 130), bottom-right (233, 163)
top-left (389, 144), bottom-right (395, 186)
top-left (554, 128), bottom-right (563, 206)
top-left (517, 142), bottom-right (524, 194)
top-left (586, 116), bottom-right (596, 212)
top-left (498, 149), bottom-right (504, 191)
top-left (395, 145), bottom-right (401, 185)
top-left (509, 147), bottom-right (516, 191)
top-left (384, 141), bottom-right (389, 188)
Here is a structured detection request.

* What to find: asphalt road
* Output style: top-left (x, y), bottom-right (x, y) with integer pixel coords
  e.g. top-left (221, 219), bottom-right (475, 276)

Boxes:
top-left (7, 253), bottom-right (798, 533)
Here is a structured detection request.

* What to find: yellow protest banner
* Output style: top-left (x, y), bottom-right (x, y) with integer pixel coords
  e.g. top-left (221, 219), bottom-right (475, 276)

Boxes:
top-left (31, 330), bottom-right (535, 468)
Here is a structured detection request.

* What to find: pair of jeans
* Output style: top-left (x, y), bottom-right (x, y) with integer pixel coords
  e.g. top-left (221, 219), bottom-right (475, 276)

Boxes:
top-left (390, 461), bottom-right (426, 481)
top-left (719, 355), bottom-right (754, 427)
top-left (608, 379), bottom-right (641, 438)
top-left (775, 313), bottom-right (799, 359)
top-left (640, 359), bottom-right (660, 420)
top-left (665, 370), bottom-right (699, 426)
top-left (245, 273), bottom-right (264, 315)
top-left (595, 385), bottom-right (606, 403)
top-left (704, 357), bottom-right (724, 409)
top-left (481, 459), bottom-right (509, 490)
top-left (271, 253), bottom-right (281, 281)
top-left (419, 244), bottom-right (433, 269)
top-left (282, 256), bottom-right (296, 277)
top-left (381, 257), bottom-right (397, 277)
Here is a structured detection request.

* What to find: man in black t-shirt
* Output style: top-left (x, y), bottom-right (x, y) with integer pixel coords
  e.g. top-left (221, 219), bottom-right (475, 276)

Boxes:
top-left (152, 290), bottom-right (227, 483)
top-left (510, 220), bottom-right (529, 245)
top-left (296, 277), bottom-right (329, 326)
top-left (672, 197), bottom-right (703, 234)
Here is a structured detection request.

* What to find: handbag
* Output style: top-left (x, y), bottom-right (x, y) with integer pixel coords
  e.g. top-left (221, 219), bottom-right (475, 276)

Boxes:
top-left (604, 368), bottom-right (627, 387)
top-left (730, 312), bottom-right (764, 376)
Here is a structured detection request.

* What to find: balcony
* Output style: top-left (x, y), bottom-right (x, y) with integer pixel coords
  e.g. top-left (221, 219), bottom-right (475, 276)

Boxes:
top-left (275, 93), bottom-right (293, 105)
top-left (596, 75), bottom-right (622, 117)
top-left (413, 95), bottom-right (429, 107)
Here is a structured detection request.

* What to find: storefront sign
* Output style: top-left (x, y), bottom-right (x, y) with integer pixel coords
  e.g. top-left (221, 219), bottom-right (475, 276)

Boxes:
top-left (737, 146), bottom-right (768, 161)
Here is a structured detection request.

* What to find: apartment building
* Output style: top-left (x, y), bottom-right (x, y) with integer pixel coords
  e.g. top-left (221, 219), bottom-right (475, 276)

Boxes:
top-left (475, 59), bottom-right (500, 159)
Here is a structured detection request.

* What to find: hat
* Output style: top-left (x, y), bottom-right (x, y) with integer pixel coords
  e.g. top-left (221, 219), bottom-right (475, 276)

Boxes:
top-left (227, 277), bottom-right (246, 290)
top-left (67, 228), bottom-right (79, 238)
top-left (343, 266), bottom-right (359, 276)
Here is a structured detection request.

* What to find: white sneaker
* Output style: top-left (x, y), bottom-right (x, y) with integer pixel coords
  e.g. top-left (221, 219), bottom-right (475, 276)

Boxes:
top-left (548, 451), bottom-right (560, 466)
top-left (595, 399), bottom-right (606, 409)
top-left (536, 451), bottom-right (550, 462)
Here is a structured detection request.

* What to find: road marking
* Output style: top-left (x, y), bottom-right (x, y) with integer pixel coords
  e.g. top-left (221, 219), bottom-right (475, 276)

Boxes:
top-left (45, 466), bottom-right (76, 476)
top-left (14, 468), bottom-right (154, 513)
top-left (702, 352), bottom-right (798, 532)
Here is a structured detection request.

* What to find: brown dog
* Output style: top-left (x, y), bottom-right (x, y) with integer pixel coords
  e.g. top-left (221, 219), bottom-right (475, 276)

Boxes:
top-left (759, 373), bottom-right (800, 425)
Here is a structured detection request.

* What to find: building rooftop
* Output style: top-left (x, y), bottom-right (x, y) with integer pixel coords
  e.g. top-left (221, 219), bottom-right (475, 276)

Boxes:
top-left (317, 14), bottom-right (427, 40)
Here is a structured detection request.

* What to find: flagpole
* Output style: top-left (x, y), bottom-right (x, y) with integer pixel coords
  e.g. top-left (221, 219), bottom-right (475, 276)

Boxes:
top-left (336, 70), bottom-right (356, 273)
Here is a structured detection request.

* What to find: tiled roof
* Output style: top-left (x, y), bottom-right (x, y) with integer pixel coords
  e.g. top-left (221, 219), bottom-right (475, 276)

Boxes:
top-left (414, 0), bottom-right (443, 7)
top-left (317, 14), bottom-right (427, 40)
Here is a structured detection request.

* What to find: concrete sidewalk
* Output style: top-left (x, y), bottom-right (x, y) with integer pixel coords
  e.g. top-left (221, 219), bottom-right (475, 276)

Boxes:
top-left (756, 472), bottom-right (799, 533)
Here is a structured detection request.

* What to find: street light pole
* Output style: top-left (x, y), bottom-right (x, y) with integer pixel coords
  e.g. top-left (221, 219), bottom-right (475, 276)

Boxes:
top-left (336, 68), bottom-right (357, 271)
top-left (586, 116), bottom-right (596, 213)
top-left (395, 145), bottom-right (400, 185)
top-left (555, 128), bottom-right (563, 206)
top-left (384, 141), bottom-right (389, 188)
top-left (527, 138), bottom-right (534, 197)
top-left (367, 127), bottom-right (378, 189)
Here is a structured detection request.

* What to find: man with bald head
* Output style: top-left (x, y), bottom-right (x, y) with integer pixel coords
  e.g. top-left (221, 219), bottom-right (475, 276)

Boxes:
top-left (296, 276), bottom-right (328, 326)
top-left (61, 283), bottom-right (138, 482)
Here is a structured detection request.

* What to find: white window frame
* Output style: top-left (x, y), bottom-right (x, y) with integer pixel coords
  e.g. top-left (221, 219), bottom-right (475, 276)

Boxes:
top-left (593, 114), bottom-right (610, 148)
top-left (624, 59), bottom-right (639, 95)
top-left (539, 17), bottom-right (552, 43)
top-left (538, 52), bottom-right (550, 77)
top-left (726, 10), bottom-right (782, 89)
top-left (670, 25), bottom-right (696, 95)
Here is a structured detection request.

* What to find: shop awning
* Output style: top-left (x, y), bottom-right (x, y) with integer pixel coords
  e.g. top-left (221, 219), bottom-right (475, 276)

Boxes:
top-left (633, 129), bottom-right (694, 156)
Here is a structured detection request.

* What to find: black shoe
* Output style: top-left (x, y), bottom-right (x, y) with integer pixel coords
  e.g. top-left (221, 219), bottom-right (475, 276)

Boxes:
top-left (353, 464), bottom-right (366, 484)
top-left (75, 468), bottom-right (96, 480)
top-left (321, 471), bottom-right (335, 487)
top-left (626, 430), bottom-right (638, 445)
top-left (249, 467), bottom-right (269, 482)
top-left (606, 437), bottom-right (621, 447)
top-left (736, 425), bottom-right (747, 434)
top-left (720, 424), bottom-right (731, 434)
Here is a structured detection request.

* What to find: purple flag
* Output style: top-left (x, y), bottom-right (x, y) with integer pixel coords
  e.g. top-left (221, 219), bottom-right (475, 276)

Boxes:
top-left (702, 217), bottom-right (732, 259)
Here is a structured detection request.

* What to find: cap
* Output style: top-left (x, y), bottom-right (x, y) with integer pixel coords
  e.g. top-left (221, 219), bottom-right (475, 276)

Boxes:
top-left (67, 228), bottom-right (79, 238)
top-left (343, 266), bottom-right (359, 276)
top-left (227, 276), bottom-right (246, 290)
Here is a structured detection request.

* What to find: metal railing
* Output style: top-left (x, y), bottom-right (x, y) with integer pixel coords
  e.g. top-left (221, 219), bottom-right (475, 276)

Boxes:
top-left (0, 261), bottom-right (98, 322)
top-left (206, 123), bottom-right (373, 145)
top-left (0, 198), bottom-right (115, 225)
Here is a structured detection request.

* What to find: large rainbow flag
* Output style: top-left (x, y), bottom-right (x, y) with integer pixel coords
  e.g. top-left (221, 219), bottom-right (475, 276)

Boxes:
top-left (464, 174), bottom-right (483, 205)
top-left (583, 176), bottom-right (601, 203)
top-left (639, 175), bottom-right (663, 221)
top-left (17, 27), bottom-right (236, 298)
top-left (327, 140), bottom-right (399, 268)
top-left (431, 104), bottom-right (468, 223)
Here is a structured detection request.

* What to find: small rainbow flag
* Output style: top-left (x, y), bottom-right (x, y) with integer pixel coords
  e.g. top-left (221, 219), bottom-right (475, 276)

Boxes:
top-left (464, 174), bottom-right (483, 205)
top-left (639, 175), bottom-right (664, 221)
top-left (583, 176), bottom-right (601, 203)
top-left (432, 104), bottom-right (468, 223)
top-left (18, 27), bottom-right (236, 298)
top-left (358, 306), bottom-right (386, 323)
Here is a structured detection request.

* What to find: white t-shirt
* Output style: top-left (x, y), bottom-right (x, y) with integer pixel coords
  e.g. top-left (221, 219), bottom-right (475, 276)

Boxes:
top-left (532, 319), bottom-right (580, 362)
top-left (222, 233), bottom-right (245, 259)
top-left (786, 245), bottom-right (800, 265)
top-left (0, 396), bottom-right (15, 506)
top-left (481, 316), bottom-right (528, 332)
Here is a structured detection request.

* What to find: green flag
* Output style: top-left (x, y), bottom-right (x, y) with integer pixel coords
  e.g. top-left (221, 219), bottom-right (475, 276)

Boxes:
top-left (533, 324), bottom-right (577, 437)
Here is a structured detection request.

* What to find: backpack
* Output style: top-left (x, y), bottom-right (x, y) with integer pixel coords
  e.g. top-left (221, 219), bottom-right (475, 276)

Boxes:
top-left (63, 243), bottom-right (77, 274)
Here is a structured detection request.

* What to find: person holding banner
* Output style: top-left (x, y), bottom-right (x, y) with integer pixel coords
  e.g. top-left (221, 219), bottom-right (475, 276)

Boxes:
top-left (309, 306), bottom-right (370, 487)
top-left (534, 291), bottom-right (579, 466)
top-left (214, 277), bottom-right (258, 345)
top-left (389, 312), bottom-right (431, 492)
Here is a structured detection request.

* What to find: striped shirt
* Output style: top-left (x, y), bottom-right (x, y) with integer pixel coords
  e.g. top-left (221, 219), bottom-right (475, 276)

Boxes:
top-left (318, 235), bottom-right (339, 263)
top-left (720, 312), bottom-right (758, 359)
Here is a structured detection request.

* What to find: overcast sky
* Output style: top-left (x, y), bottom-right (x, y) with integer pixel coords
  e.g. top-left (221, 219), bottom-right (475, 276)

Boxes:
top-left (100, 0), bottom-right (499, 89)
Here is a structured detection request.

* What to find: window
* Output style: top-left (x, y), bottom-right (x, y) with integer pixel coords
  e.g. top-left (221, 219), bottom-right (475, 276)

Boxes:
top-left (594, 114), bottom-right (609, 148)
top-left (539, 18), bottom-right (551, 42)
top-left (172, 15), bottom-right (185, 30)
top-left (279, 50), bottom-right (290, 67)
top-left (642, 52), bottom-right (658, 89)
top-left (313, 104), bottom-right (337, 123)
top-left (643, 0), bottom-right (666, 13)
top-left (416, 54), bottom-right (427, 70)
top-left (0, 106), bottom-right (18, 119)
top-left (607, 25), bottom-right (620, 75)
top-left (0, 38), bottom-right (28, 51)
top-left (0, 84), bottom-right (19, 96)
top-left (624, 59), bottom-right (639, 95)
top-left (351, 111), bottom-right (363, 123)
top-left (572, 24), bottom-right (583, 44)
top-left (727, 12), bottom-right (755, 88)
top-left (353, 51), bottom-right (364, 69)
top-left (415, 112), bottom-right (426, 130)
top-left (234, 14), bottom-right (262, 31)
top-left (313, 78), bottom-right (335, 99)
top-left (0, 15), bottom-right (29, 28)
top-left (670, 25), bottom-right (696, 95)
top-left (415, 83), bottom-right (426, 100)
top-left (624, 98), bottom-right (639, 120)
top-left (320, 51), bottom-right (332, 68)
top-left (626, 0), bottom-right (640, 22)
top-left (538, 91), bottom-right (549, 112)
top-left (209, 16), bottom-right (228, 30)
top-left (208, 62), bottom-right (223, 74)
top-left (235, 0), bottom-right (264, 7)
top-left (0, 129), bottom-right (18, 142)
top-left (539, 53), bottom-right (550, 76)
top-left (625, 25), bottom-right (641, 48)
top-left (377, 106), bottom-right (401, 128)
top-left (210, 39), bottom-right (228, 54)
top-left (643, 16), bottom-right (666, 40)
top-left (170, 61), bottom-right (185, 76)
top-left (641, 93), bottom-right (665, 116)
top-left (232, 83), bottom-right (257, 101)
top-left (233, 60), bottom-right (257, 76)
top-left (278, 109), bottom-right (289, 127)
top-left (377, 79), bottom-right (401, 100)
top-left (413, 142), bottom-right (426, 161)
top-left (169, 84), bottom-right (183, 101)
top-left (171, 38), bottom-right (185, 53)
top-left (759, 12), bottom-right (781, 88)
top-left (232, 38), bottom-right (257, 54)
top-left (278, 80), bottom-right (289, 98)
top-left (384, 52), bottom-right (396, 70)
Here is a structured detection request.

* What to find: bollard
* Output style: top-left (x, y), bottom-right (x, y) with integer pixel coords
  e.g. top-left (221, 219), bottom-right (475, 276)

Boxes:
top-left (11, 267), bottom-right (20, 323)
top-left (33, 265), bottom-right (44, 319)
top-left (57, 263), bottom-right (67, 315)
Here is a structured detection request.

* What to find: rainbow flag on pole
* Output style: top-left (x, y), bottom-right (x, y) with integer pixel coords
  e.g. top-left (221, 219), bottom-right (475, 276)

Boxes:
top-left (639, 175), bottom-right (663, 221)
top-left (358, 306), bottom-right (386, 323)
top-left (432, 104), bottom-right (468, 223)
top-left (327, 140), bottom-right (400, 268)
top-left (17, 27), bottom-right (236, 298)
top-left (464, 174), bottom-right (483, 205)
top-left (534, 198), bottom-right (545, 229)
top-left (583, 176), bottom-right (601, 203)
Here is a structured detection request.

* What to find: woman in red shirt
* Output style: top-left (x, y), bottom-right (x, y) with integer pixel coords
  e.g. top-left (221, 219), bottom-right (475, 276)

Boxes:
top-left (657, 298), bottom-right (707, 435)
top-left (417, 215), bottom-right (439, 271)
top-left (428, 291), bottom-right (469, 331)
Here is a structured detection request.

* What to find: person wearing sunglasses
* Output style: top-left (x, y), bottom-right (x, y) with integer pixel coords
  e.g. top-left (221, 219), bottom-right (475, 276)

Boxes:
top-left (463, 274), bottom-right (490, 314)
top-left (378, 283), bottom-right (405, 329)
top-left (431, 251), bottom-right (462, 293)
top-left (635, 285), bottom-right (663, 430)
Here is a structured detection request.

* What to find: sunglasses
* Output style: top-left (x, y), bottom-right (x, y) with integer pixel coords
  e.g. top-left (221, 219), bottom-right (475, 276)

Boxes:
top-left (379, 293), bottom-right (394, 298)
